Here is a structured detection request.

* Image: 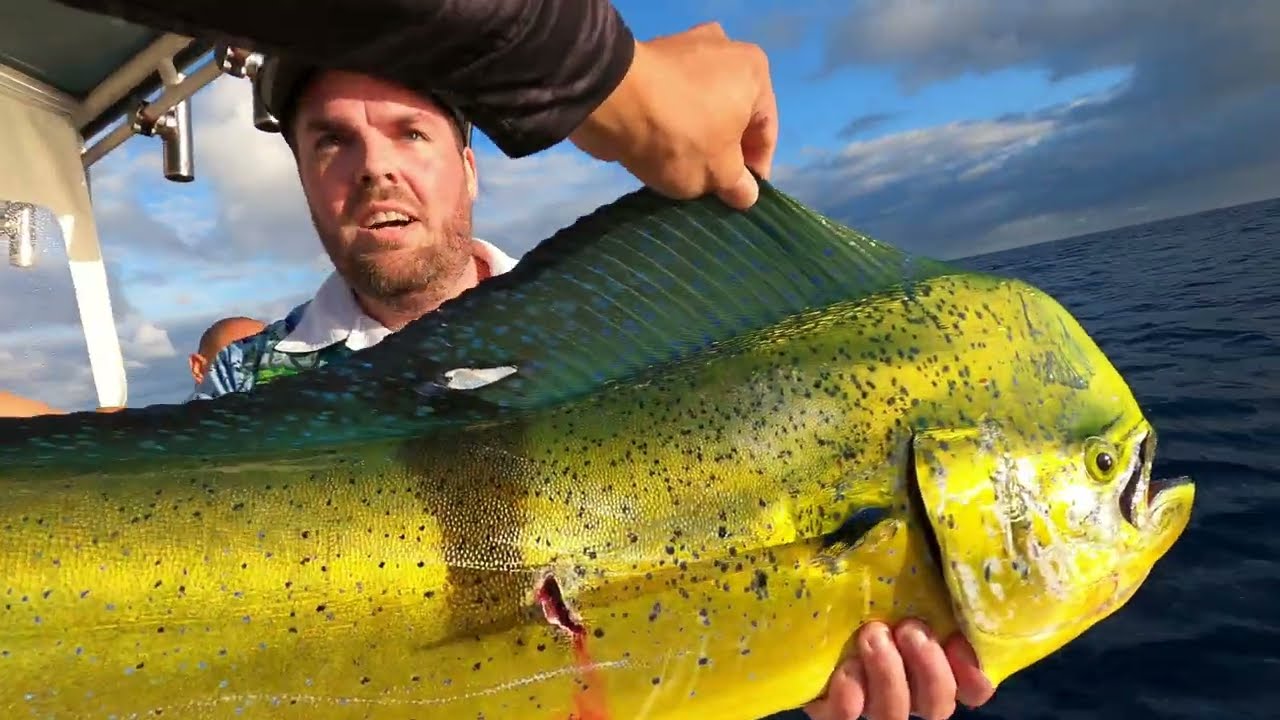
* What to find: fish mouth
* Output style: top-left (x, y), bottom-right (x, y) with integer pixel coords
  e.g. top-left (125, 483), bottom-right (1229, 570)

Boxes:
top-left (1117, 431), bottom-right (1191, 529)
top-left (1117, 432), bottom-right (1153, 528)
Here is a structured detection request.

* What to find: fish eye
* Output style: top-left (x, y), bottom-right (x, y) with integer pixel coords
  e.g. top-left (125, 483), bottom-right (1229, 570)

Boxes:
top-left (1084, 438), bottom-right (1120, 482)
top-left (1094, 452), bottom-right (1115, 474)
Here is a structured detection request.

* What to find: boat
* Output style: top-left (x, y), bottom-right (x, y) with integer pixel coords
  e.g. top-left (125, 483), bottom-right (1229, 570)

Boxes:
top-left (0, 0), bottom-right (273, 409)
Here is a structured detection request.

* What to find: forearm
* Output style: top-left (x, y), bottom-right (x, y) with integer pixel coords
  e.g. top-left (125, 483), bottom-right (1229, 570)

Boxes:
top-left (0, 391), bottom-right (62, 417)
top-left (53, 0), bottom-right (635, 157)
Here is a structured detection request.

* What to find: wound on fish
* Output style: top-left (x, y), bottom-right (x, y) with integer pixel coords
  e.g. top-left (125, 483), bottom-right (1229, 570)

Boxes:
top-left (536, 574), bottom-right (612, 720)
top-left (537, 574), bottom-right (584, 636)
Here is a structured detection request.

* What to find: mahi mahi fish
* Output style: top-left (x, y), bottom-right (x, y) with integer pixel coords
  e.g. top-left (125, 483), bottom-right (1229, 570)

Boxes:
top-left (0, 181), bottom-right (1193, 719)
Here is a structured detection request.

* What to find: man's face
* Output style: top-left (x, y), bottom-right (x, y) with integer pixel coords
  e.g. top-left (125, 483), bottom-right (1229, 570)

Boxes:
top-left (291, 71), bottom-right (479, 303)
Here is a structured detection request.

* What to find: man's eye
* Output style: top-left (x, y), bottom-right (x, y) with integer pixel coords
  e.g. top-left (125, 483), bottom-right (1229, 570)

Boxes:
top-left (406, 129), bottom-right (427, 141)
top-left (314, 134), bottom-right (341, 150)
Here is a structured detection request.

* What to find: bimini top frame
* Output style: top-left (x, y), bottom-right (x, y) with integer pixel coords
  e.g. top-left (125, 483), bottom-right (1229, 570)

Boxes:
top-left (0, 0), bottom-right (269, 409)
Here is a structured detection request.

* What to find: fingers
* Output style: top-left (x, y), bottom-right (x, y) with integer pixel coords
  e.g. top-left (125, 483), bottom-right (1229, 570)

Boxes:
top-left (578, 21), bottom-right (777, 210)
top-left (742, 103), bottom-right (778, 181)
top-left (741, 47), bottom-right (778, 181)
top-left (715, 166), bottom-right (760, 210)
top-left (860, 623), bottom-right (911, 720)
top-left (944, 633), bottom-right (996, 709)
top-left (895, 620), bottom-right (957, 720)
top-left (803, 655), bottom-right (867, 720)
top-left (806, 621), bottom-right (988, 720)
top-left (712, 44), bottom-right (772, 208)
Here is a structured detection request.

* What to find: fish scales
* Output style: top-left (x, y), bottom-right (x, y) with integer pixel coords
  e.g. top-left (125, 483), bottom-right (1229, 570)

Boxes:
top-left (0, 182), bottom-right (1193, 719)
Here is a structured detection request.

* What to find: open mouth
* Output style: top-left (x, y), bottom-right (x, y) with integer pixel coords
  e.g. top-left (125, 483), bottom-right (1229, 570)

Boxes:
top-left (1117, 432), bottom-right (1192, 529)
top-left (1117, 433), bottom-right (1151, 528)
top-left (361, 210), bottom-right (417, 230)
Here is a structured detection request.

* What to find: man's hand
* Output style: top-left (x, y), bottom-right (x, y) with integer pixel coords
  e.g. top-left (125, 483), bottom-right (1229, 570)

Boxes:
top-left (0, 391), bottom-right (61, 418)
top-left (805, 620), bottom-right (996, 720)
top-left (0, 390), bottom-right (124, 417)
top-left (569, 22), bottom-right (778, 211)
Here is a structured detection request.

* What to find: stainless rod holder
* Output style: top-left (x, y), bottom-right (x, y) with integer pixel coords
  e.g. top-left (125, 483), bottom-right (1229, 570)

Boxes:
top-left (252, 85), bottom-right (280, 133)
top-left (157, 99), bottom-right (194, 182)
top-left (2, 201), bottom-right (37, 269)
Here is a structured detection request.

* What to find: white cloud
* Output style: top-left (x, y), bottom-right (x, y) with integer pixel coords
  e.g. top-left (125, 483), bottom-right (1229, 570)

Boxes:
top-left (816, 0), bottom-right (1278, 92)
top-left (190, 76), bottom-right (317, 262)
top-left (770, 0), bottom-right (1280, 258)
top-left (474, 151), bottom-right (640, 257)
top-left (783, 116), bottom-right (1056, 199)
top-left (122, 318), bottom-right (176, 361)
top-left (776, 84), bottom-right (1280, 260)
top-left (0, 329), bottom-right (97, 411)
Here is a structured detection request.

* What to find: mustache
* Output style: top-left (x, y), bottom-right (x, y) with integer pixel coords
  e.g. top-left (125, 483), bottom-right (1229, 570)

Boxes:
top-left (343, 185), bottom-right (421, 223)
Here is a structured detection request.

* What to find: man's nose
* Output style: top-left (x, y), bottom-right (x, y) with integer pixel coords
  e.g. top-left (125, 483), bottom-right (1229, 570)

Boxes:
top-left (356, 136), bottom-right (399, 186)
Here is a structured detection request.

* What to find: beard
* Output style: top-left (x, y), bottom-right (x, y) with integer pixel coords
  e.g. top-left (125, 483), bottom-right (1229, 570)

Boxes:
top-left (313, 183), bottom-right (474, 305)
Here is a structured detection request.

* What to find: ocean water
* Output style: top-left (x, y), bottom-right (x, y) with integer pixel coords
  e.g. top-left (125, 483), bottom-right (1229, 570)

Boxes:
top-left (770, 196), bottom-right (1280, 720)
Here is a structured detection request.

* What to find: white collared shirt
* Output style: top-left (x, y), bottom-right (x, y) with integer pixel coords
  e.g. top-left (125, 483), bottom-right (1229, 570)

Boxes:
top-left (274, 237), bottom-right (518, 354)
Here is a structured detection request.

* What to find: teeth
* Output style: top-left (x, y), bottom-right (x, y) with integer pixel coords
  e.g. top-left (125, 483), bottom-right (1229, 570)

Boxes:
top-left (1130, 470), bottom-right (1149, 527)
top-left (1126, 434), bottom-right (1152, 529)
top-left (363, 210), bottom-right (412, 228)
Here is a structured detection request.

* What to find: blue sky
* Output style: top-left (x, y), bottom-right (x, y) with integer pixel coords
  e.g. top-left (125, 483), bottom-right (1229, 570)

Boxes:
top-left (3, 0), bottom-right (1278, 410)
top-left (611, 1), bottom-right (1134, 162)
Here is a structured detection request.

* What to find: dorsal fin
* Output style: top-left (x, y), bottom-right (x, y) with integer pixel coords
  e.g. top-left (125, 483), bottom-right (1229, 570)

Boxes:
top-left (0, 181), bottom-right (957, 466)
top-left (340, 178), bottom-right (955, 411)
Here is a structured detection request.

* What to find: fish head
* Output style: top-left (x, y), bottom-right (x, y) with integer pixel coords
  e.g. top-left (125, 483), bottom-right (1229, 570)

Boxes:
top-left (908, 279), bottom-right (1195, 687)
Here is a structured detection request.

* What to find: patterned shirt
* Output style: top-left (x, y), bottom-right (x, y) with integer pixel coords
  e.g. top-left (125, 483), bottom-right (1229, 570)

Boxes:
top-left (189, 239), bottom-right (518, 400)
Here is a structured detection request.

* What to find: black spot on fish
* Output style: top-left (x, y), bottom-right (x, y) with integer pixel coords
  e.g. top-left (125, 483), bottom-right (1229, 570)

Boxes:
top-left (820, 506), bottom-right (890, 551)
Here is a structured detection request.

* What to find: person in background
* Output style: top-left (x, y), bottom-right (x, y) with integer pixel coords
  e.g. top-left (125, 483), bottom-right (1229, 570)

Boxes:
top-left (0, 393), bottom-right (123, 417)
top-left (0, 391), bottom-right (73, 418)
top-left (188, 316), bottom-right (266, 386)
top-left (0, 315), bottom-right (265, 417)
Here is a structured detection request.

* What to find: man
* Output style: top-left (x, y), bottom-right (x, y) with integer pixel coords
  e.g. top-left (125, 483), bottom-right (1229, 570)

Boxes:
top-left (56, 0), bottom-right (777, 211)
top-left (191, 62), bottom-right (517, 397)
top-left (188, 316), bottom-right (266, 386)
top-left (188, 58), bottom-right (994, 720)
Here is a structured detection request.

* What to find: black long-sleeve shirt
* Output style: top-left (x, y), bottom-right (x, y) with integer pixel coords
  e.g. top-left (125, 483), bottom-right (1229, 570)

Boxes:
top-left (55, 0), bottom-right (635, 158)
